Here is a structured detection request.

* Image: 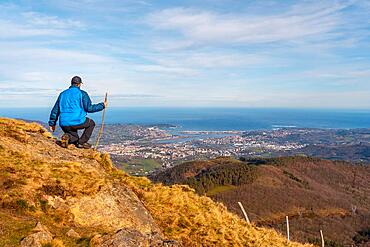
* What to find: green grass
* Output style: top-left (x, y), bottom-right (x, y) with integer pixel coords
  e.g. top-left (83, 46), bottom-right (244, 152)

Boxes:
top-left (0, 213), bottom-right (35, 246)
top-left (206, 185), bottom-right (236, 196)
top-left (121, 159), bottom-right (162, 175)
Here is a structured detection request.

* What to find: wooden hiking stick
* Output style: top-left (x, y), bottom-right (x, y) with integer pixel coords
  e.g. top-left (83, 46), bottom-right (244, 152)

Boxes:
top-left (94, 92), bottom-right (108, 150)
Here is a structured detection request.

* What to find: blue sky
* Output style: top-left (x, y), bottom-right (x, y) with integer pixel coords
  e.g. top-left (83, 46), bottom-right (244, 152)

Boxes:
top-left (1, 0), bottom-right (370, 108)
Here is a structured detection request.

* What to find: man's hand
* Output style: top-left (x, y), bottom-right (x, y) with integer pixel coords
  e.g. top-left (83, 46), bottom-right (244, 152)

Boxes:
top-left (49, 126), bottom-right (56, 132)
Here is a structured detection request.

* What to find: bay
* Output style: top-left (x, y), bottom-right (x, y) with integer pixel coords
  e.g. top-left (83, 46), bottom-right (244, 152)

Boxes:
top-left (0, 107), bottom-right (369, 131)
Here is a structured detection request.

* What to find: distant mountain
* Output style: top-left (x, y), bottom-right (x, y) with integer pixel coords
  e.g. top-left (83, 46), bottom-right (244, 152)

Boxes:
top-left (292, 143), bottom-right (370, 163)
top-left (150, 156), bottom-right (370, 246)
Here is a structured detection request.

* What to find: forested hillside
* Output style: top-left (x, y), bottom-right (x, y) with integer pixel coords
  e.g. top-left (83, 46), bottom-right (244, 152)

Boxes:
top-left (150, 156), bottom-right (370, 246)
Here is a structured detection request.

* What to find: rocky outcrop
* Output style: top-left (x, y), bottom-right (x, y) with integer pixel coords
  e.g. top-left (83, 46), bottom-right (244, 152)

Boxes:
top-left (90, 228), bottom-right (181, 247)
top-left (69, 183), bottom-right (160, 233)
top-left (66, 229), bottom-right (80, 239)
top-left (20, 223), bottom-right (53, 247)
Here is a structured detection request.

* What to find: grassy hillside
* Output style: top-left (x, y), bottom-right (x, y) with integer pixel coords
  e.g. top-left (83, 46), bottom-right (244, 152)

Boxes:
top-left (150, 156), bottom-right (370, 246)
top-left (0, 118), bottom-right (309, 247)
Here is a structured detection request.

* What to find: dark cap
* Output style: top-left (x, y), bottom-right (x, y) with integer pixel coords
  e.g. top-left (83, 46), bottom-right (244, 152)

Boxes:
top-left (71, 76), bottom-right (83, 85)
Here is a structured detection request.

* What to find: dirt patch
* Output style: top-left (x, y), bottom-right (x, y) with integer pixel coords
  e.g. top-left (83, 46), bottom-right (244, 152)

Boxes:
top-left (2, 179), bottom-right (16, 189)
top-left (41, 184), bottom-right (67, 198)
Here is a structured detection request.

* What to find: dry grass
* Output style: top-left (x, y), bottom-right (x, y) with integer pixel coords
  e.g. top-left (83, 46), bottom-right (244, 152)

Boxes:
top-left (171, 156), bottom-right (370, 245)
top-left (51, 239), bottom-right (66, 247)
top-left (0, 117), bottom-right (53, 141)
top-left (117, 175), bottom-right (311, 247)
top-left (0, 118), bottom-right (311, 247)
top-left (0, 212), bottom-right (36, 246)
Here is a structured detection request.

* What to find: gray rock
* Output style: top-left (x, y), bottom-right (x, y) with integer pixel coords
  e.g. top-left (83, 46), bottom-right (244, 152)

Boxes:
top-left (20, 222), bottom-right (53, 247)
top-left (69, 183), bottom-right (160, 234)
top-left (90, 228), bottom-right (181, 247)
top-left (66, 229), bottom-right (81, 239)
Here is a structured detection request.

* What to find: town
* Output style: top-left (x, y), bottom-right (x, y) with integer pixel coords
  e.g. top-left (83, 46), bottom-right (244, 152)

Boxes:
top-left (96, 124), bottom-right (370, 175)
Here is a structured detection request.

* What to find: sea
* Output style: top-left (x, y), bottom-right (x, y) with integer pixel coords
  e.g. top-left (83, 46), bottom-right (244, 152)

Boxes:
top-left (0, 107), bottom-right (369, 131)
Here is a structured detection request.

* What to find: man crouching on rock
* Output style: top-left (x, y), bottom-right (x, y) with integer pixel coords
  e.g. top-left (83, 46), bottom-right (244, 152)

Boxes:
top-left (48, 76), bottom-right (107, 149)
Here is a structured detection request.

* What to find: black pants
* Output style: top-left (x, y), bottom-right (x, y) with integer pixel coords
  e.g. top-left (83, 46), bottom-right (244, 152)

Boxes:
top-left (61, 118), bottom-right (95, 144)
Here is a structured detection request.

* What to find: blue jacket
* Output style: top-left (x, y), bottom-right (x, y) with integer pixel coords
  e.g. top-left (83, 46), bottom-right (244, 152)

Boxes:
top-left (49, 85), bottom-right (105, 127)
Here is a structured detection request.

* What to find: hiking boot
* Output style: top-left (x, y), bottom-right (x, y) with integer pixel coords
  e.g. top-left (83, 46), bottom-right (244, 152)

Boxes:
top-left (76, 143), bottom-right (92, 149)
top-left (60, 134), bottom-right (69, 148)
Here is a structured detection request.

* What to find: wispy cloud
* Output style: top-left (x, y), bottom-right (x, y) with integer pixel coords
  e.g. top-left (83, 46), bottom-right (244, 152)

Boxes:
top-left (146, 52), bottom-right (267, 69)
top-left (99, 94), bottom-right (161, 98)
top-left (0, 86), bottom-right (61, 96)
top-left (301, 67), bottom-right (370, 85)
top-left (0, 4), bottom-right (83, 38)
top-left (147, 2), bottom-right (351, 47)
top-left (133, 64), bottom-right (198, 76)
top-left (22, 12), bottom-right (84, 29)
top-left (0, 20), bottom-right (69, 38)
top-left (48, 0), bottom-right (151, 13)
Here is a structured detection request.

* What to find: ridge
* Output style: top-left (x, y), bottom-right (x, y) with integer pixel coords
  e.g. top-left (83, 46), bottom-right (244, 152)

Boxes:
top-left (0, 118), bottom-right (310, 247)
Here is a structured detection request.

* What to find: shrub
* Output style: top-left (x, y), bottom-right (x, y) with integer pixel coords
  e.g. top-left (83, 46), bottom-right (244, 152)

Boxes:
top-left (353, 228), bottom-right (370, 244)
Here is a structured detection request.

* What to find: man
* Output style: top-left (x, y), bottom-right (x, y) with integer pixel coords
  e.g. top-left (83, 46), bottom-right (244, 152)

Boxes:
top-left (48, 76), bottom-right (107, 149)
